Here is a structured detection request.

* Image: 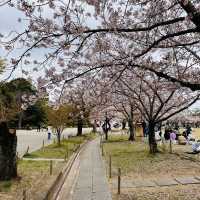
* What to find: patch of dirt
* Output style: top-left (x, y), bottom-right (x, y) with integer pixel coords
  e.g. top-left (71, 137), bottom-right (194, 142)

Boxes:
top-left (112, 185), bottom-right (200, 200)
top-left (0, 161), bottom-right (65, 200)
top-left (107, 137), bottom-right (200, 200)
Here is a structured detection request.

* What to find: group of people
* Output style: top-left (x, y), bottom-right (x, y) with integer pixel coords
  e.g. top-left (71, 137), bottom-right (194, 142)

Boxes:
top-left (154, 124), bottom-right (200, 153)
top-left (163, 125), bottom-right (191, 140)
top-left (156, 124), bottom-right (193, 142)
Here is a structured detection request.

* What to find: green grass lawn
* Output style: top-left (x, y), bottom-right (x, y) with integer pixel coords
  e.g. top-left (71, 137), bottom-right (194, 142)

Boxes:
top-left (0, 133), bottom-right (96, 198)
top-left (107, 134), bottom-right (200, 200)
top-left (104, 135), bottom-right (151, 175)
top-left (24, 133), bottom-right (96, 159)
top-left (0, 181), bottom-right (12, 192)
top-left (0, 159), bottom-right (57, 194)
top-left (103, 134), bottom-right (200, 178)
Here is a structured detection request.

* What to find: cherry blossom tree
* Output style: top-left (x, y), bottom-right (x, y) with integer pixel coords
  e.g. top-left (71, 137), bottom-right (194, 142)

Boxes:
top-left (0, 0), bottom-right (200, 155)
top-left (60, 76), bottom-right (104, 135)
top-left (113, 69), bottom-right (200, 153)
top-left (107, 84), bottom-right (138, 141)
top-left (0, 0), bottom-right (200, 92)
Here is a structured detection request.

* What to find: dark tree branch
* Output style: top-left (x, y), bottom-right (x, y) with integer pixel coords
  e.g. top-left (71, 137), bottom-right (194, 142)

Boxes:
top-left (82, 17), bottom-right (186, 34)
top-left (131, 63), bottom-right (200, 91)
top-left (133, 28), bottom-right (198, 59)
top-left (156, 95), bottom-right (200, 123)
top-left (178, 0), bottom-right (200, 29)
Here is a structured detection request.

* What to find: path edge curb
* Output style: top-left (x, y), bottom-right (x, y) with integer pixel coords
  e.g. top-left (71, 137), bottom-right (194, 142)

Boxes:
top-left (43, 139), bottom-right (90, 200)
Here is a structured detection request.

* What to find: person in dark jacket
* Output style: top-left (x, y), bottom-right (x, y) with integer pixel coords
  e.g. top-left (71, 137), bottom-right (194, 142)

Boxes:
top-left (164, 128), bottom-right (170, 140)
top-left (186, 124), bottom-right (192, 137)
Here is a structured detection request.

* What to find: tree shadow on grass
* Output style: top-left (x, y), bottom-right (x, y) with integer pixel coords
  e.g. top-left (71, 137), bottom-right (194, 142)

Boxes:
top-left (0, 181), bottom-right (12, 192)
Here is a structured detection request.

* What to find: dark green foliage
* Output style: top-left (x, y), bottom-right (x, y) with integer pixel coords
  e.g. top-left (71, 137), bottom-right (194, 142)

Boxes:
top-left (10, 99), bottom-right (48, 128)
top-left (8, 78), bottom-right (36, 93)
top-left (0, 78), bottom-right (47, 129)
top-left (0, 83), bottom-right (14, 107)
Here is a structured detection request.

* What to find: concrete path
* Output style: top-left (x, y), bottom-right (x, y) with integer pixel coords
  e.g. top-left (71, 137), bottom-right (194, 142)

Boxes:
top-left (71, 138), bottom-right (112, 200)
top-left (111, 176), bottom-right (200, 189)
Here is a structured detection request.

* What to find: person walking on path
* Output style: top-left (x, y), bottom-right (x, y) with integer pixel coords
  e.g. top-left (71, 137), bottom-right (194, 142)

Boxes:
top-left (102, 117), bottom-right (111, 140)
top-left (47, 127), bottom-right (51, 140)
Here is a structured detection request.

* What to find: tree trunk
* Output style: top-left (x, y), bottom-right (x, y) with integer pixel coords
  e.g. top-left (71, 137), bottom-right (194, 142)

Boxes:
top-left (0, 122), bottom-right (17, 180)
top-left (122, 120), bottom-right (126, 130)
top-left (57, 129), bottom-right (61, 146)
top-left (128, 118), bottom-right (135, 141)
top-left (18, 112), bottom-right (23, 129)
top-left (104, 117), bottom-right (110, 140)
top-left (148, 122), bottom-right (158, 154)
top-left (77, 117), bottom-right (83, 136)
top-left (105, 129), bottom-right (108, 140)
top-left (92, 120), bottom-right (97, 133)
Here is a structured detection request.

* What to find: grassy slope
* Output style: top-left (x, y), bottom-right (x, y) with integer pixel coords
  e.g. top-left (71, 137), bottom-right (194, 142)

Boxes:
top-left (0, 159), bottom-right (64, 199)
top-left (24, 133), bottom-right (96, 159)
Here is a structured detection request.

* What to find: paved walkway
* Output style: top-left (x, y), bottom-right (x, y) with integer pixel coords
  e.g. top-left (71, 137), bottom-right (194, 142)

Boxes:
top-left (72, 138), bottom-right (112, 200)
top-left (112, 176), bottom-right (200, 188)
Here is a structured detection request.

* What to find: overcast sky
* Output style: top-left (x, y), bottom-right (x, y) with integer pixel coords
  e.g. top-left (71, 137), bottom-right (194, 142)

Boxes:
top-left (0, 5), bottom-right (38, 80)
top-left (0, 3), bottom-right (99, 82)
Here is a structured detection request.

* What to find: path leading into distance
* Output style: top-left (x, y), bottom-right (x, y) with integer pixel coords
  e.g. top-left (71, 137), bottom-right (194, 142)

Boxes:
top-left (71, 138), bottom-right (112, 200)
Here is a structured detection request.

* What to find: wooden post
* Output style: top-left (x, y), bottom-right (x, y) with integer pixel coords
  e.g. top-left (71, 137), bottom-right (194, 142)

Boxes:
top-left (42, 140), bottom-right (45, 149)
top-left (169, 139), bottom-right (172, 154)
top-left (109, 155), bottom-right (112, 178)
top-left (67, 145), bottom-right (69, 157)
top-left (22, 189), bottom-right (26, 200)
top-left (66, 145), bottom-right (69, 158)
top-left (118, 168), bottom-right (121, 195)
top-left (50, 160), bottom-right (53, 175)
